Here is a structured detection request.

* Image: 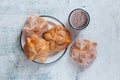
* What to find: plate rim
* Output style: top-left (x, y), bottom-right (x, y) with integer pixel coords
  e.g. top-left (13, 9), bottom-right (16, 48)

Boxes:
top-left (20, 15), bottom-right (67, 64)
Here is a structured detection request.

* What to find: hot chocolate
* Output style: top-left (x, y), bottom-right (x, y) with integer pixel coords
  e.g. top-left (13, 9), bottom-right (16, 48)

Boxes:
top-left (69, 9), bottom-right (90, 30)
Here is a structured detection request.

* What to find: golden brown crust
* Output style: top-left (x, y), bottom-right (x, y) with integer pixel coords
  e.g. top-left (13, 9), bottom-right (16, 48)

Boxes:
top-left (23, 15), bottom-right (72, 62)
top-left (23, 37), bottom-right (50, 62)
top-left (43, 25), bottom-right (72, 54)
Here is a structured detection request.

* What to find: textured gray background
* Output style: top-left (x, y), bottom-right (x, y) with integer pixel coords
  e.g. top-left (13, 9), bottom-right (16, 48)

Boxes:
top-left (0, 0), bottom-right (120, 80)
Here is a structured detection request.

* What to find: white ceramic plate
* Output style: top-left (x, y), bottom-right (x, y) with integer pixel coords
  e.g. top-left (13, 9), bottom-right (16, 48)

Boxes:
top-left (20, 15), bottom-right (67, 64)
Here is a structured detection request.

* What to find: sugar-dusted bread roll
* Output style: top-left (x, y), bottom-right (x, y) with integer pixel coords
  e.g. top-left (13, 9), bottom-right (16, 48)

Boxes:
top-left (23, 15), bottom-right (48, 38)
top-left (70, 39), bottom-right (97, 67)
top-left (43, 25), bottom-right (72, 54)
top-left (23, 37), bottom-right (50, 62)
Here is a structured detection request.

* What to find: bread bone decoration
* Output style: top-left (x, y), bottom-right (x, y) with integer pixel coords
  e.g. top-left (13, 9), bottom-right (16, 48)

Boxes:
top-left (43, 25), bottom-right (72, 54)
top-left (24, 37), bottom-right (50, 62)
top-left (70, 39), bottom-right (97, 67)
top-left (23, 15), bottom-right (48, 38)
